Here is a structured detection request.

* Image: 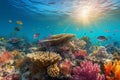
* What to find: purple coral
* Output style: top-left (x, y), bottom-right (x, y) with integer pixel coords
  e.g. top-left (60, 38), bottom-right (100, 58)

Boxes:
top-left (72, 60), bottom-right (105, 80)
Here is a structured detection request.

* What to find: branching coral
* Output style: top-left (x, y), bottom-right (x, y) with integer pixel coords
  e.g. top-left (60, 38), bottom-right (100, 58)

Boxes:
top-left (104, 60), bottom-right (120, 80)
top-left (72, 60), bottom-right (105, 80)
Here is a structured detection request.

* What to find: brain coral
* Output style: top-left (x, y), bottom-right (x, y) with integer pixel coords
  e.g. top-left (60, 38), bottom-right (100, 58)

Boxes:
top-left (47, 63), bottom-right (60, 77)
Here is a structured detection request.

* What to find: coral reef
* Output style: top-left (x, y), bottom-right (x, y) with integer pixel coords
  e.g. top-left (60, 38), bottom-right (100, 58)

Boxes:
top-left (71, 39), bottom-right (86, 50)
top-left (27, 51), bottom-right (62, 77)
top-left (72, 60), bottom-right (105, 80)
top-left (90, 46), bottom-right (108, 60)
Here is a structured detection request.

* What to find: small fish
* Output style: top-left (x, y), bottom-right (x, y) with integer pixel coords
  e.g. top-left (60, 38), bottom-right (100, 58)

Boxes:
top-left (14, 27), bottom-right (20, 31)
top-left (105, 30), bottom-right (110, 32)
top-left (114, 29), bottom-right (119, 32)
top-left (8, 20), bottom-right (12, 23)
top-left (89, 30), bottom-right (93, 33)
top-left (48, 2), bottom-right (56, 4)
top-left (33, 33), bottom-right (40, 39)
top-left (0, 37), bottom-right (5, 41)
top-left (16, 20), bottom-right (23, 25)
top-left (97, 36), bottom-right (108, 41)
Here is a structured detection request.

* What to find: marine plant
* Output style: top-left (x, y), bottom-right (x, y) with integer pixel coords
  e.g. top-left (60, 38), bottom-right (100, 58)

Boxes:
top-left (72, 60), bottom-right (105, 80)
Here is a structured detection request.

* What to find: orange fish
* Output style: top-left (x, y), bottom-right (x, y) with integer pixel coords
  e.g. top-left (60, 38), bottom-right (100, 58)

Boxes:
top-left (16, 20), bottom-right (23, 25)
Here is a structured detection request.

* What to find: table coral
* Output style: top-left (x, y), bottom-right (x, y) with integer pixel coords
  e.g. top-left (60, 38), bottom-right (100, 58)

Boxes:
top-left (72, 60), bottom-right (105, 80)
top-left (27, 51), bottom-right (62, 68)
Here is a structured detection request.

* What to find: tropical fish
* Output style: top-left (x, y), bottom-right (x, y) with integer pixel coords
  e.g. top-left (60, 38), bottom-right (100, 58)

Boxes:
top-left (16, 20), bottom-right (23, 25)
top-left (0, 37), bottom-right (5, 41)
top-left (105, 30), bottom-right (110, 32)
top-left (33, 33), bottom-right (40, 39)
top-left (89, 30), bottom-right (93, 33)
top-left (114, 29), bottom-right (119, 32)
top-left (14, 27), bottom-right (20, 31)
top-left (97, 36), bottom-right (108, 41)
top-left (8, 20), bottom-right (12, 23)
top-left (7, 38), bottom-right (24, 44)
top-left (48, 2), bottom-right (56, 4)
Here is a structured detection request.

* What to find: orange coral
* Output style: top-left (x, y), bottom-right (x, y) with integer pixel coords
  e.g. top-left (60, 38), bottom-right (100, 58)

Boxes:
top-left (104, 61), bottom-right (112, 76)
top-left (60, 59), bottom-right (72, 76)
top-left (12, 50), bottom-right (19, 56)
top-left (104, 60), bottom-right (120, 80)
top-left (0, 51), bottom-right (13, 63)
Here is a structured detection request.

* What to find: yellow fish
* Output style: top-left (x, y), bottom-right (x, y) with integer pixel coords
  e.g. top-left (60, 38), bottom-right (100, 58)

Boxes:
top-left (0, 37), bottom-right (5, 41)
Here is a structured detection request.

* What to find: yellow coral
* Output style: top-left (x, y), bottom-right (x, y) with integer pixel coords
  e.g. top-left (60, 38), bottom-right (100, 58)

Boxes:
top-left (47, 64), bottom-right (60, 77)
top-left (27, 51), bottom-right (62, 68)
top-left (12, 50), bottom-right (19, 56)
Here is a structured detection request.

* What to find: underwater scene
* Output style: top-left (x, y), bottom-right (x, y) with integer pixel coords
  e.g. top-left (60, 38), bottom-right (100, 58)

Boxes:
top-left (0, 0), bottom-right (120, 80)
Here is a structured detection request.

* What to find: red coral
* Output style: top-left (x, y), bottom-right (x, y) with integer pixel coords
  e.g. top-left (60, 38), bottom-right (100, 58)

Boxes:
top-left (0, 51), bottom-right (13, 63)
top-left (60, 60), bottom-right (73, 76)
top-left (73, 49), bottom-right (87, 59)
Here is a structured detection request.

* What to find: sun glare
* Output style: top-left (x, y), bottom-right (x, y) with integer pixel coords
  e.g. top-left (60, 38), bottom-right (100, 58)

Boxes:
top-left (70, 0), bottom-right (118, 24)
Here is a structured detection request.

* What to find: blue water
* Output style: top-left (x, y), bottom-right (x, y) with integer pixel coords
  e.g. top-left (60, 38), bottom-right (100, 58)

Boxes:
top-left (0, 0), bottom-right (120, 45)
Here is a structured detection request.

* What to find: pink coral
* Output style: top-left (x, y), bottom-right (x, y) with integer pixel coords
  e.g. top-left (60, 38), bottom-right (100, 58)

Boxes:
top-left (73, 50), bottom-right (87, 59)
top-left (72, 60), bottom-right (105, 80)
top-left (60, 59), bottom-right (73, 76)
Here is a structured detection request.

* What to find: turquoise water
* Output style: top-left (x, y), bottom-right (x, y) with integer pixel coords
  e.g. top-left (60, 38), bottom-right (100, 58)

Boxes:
top-left (0, 0), bottom-right (120, 45)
